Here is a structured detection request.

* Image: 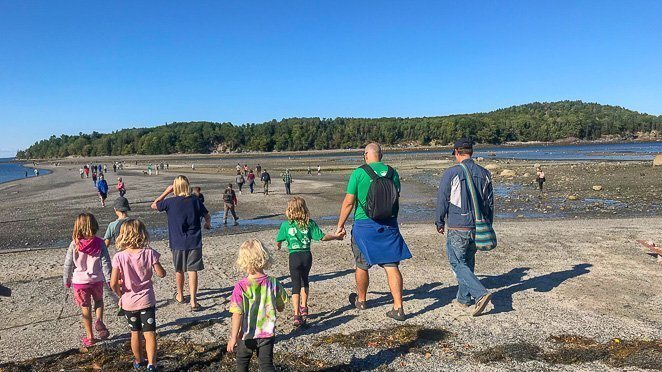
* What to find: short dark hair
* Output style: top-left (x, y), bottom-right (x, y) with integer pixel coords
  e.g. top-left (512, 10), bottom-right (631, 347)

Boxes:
top-left (228, 183), bottom-right (233, 188)
top-left (456, 147), bottom-right (473, 156)
top-left (193, 186), bottom-right (201, 192)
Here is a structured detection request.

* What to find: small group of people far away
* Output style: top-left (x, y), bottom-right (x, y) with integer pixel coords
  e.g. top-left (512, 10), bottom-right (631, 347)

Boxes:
top-left (62, 138), bottom-right (495, 372)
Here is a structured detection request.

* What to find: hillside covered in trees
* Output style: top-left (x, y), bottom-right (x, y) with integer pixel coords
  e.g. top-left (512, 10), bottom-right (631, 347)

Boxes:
top-left (17, 101), bottom-right (661, 159)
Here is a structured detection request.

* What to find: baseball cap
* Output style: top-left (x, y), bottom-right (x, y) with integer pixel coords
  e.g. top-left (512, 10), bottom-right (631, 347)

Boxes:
top-left (113, 196), bottom-right (131, 212)
top-left (452, 138), bottom-right (473, 154)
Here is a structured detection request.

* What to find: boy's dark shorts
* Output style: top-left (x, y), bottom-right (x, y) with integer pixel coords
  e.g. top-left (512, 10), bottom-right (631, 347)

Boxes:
top-left (351, 236), bottom-right (399, 270)
top-left (124, 306), bottom-right (156, 332)
top-left (172, 249), bottom-right (204, 272)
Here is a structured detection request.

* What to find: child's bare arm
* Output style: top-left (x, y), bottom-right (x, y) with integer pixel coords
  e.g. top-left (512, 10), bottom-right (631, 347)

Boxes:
top-left (227, 312), bottom-right (243, 352)
top-left (109, 268), bottom-right (122, 296)
top-left (153, 262), bottom-right (166, 278)
top-left (151, 185), bottom-right (173, 210)
top-left (321, 231), bottom-right (346, 241)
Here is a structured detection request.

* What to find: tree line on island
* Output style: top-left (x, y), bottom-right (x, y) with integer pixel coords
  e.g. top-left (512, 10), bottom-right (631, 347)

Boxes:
top-left (17, 100), bottom-right (661, 159)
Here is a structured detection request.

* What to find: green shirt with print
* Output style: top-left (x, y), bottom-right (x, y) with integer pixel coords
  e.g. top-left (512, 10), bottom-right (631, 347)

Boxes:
top-left (346, 161), bottom-right (401, 221)
top-left (276, 219), bottom-right (325, 253)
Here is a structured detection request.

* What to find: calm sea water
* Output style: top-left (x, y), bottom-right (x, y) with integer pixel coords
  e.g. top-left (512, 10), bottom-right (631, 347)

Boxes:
top-left (0, 158), bottom-right (50, 184)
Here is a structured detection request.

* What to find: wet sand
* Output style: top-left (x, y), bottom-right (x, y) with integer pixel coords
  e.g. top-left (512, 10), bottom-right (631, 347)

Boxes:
top-left (0, 152), bottom-right (661, 370)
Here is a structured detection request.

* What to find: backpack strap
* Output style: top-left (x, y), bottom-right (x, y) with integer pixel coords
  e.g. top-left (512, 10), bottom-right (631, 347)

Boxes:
top-left (384, 166), bottom-right (395, 180)
top-left (360, 164), bottom-right (379, 180)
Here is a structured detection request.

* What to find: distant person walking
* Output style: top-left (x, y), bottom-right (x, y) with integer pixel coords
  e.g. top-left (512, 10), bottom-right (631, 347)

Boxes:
top-left (336, 143), bottom-right (411, 321)
top-left (80, 168), bottom-right (84, 179)
top-left (243, 164), bottom-right (249, 175)
top-left (435, 138), bottom-right (495, 316)
top-left (256, 164), bottom-right (262, 175)
top-left (192, 186), bottom-right (205, 205)
top-left (223, 184), bottom-right (239, 226)
top-left (236, 163), bottom-right (242, 175)
top-left (92, 172), bottom-right (98, 187)
top-left (536, 165), bottom-right (546, 194)
top-left (261, 169), bottom-right (271, 195)
top-left (117, 177), bottom-right (126, 197)
top-left (103, 164), bottom-right (107, 173)
top-left (307, 166), bottom-right (312, 175)
top-left (317, 165), bottom-right (321, 176)
top-left (282, 169), bottom-right (293, 195)
top-left (236, 171), bottom-right (246, 194)
top-left (34, 168), bottom-right (39, 177)
top-left (84, 166), bottom-right (90, 178)
top-left (247, 170), bottom-right (256, 194)
top-left (112, 163), bottom-right (117, 173)
top-left (151, 175), bottom-right (211, 311)
top-left (97, 174), bottom-right (109, 207)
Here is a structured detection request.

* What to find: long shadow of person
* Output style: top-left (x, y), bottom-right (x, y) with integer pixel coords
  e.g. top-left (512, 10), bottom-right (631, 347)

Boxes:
top-left (488, 263), bottom-right (592, 314)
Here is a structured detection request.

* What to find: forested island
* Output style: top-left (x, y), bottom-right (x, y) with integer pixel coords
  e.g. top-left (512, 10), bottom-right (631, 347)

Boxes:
top-left (18, 100), bottom-right (661, 159)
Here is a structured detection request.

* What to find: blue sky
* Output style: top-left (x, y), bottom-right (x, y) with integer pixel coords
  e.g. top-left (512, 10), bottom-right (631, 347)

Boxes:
top-left (1, 1), bottom-right (661, 156)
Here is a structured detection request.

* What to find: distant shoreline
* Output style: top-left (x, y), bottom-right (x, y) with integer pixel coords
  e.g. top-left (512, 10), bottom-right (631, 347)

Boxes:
top-left (15, 138), bottom-right (661, 162)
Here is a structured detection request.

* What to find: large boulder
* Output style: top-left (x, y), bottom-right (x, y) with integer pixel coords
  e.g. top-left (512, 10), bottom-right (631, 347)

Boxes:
top-left (484, 164), bottom-right (499, 171)
top-left (500, 169), bottom-right (516, 177)
top-left (654, 154), bottom-right (662, 166)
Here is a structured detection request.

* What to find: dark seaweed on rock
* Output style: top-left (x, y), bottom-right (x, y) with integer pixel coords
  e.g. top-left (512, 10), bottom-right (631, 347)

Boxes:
top-left (474, 335), bottom-right (662, 370)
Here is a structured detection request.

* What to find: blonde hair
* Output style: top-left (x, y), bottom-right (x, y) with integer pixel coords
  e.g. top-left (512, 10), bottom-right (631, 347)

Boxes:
top-left (285, 196), bottom-right (310, 228)
top-left (173, 175), bottom-right (191, 197)
top-left (116, 219), bottom-right (150, 251)
top-left (236, 239), bottom-right (272, 273)
top-left (72, 213), bottom-right (99, 245)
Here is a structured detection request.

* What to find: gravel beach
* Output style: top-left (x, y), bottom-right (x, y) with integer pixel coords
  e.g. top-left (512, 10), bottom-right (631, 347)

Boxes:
top-left (0, 152), bottom-right (660, 371)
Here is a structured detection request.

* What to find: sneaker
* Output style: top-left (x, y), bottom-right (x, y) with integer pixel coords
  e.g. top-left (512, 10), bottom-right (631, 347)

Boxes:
top-left (94, 319), bottom-right (110, 340)
top-left (81, 336), bottom-right (95, 347)
top-left (472, 293), bottom-right (493, 317)
top-left (348, 293), bottom-right (367, 310)
top-left (133, 360), bottom-right (148, 369)
top-left (299, 306), bottom-right (309, 317)
top-left (385, 307), bottom-right (406, 321)
top-left (146, 365), bottom-right (157, 372)
top-left (451, 299), bottom-right (471, 312)
top-left (293, 315), bottom-right (305, 326)
top-left (233, 220), bottom-right (239, 226)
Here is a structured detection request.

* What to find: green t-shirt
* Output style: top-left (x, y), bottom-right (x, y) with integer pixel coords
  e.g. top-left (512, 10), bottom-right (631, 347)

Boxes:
top-left (346, 162), bottom-right (401, 221)
top-left (276, 219), bottom-right (325, 253)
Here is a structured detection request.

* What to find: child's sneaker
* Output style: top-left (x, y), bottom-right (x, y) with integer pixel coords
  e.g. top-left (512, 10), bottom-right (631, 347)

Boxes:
top-left (81, 336), bottom-right (95, 347)
top-left (146, 364), bottom-right (157, 372)
top-left (293, 315), bottom-right (305, 326)
top-left (95, 319), bottom-right (110, 340)
top-left (133, 360), bottom-right (148, 369)
top-left (299, 306), bottom-right (309, 317)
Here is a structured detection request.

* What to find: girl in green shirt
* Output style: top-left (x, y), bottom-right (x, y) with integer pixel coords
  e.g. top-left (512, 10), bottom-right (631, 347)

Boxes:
top-left (276, 197), bottom-right (345, 326)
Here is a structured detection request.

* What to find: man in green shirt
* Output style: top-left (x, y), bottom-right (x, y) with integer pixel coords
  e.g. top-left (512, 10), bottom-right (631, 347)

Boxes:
top-left (336, 143), bottom-right (408, 321)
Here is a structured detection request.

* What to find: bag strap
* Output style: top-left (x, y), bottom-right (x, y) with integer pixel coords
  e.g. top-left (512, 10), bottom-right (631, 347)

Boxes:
top-left (360, 164), bottom-right (379, 180)
top-left (458, 163), bottom-right (484, 221)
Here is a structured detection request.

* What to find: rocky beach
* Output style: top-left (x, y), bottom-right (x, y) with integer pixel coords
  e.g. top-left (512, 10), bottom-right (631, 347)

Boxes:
top-left (0, 150), bottom-right (661, 371)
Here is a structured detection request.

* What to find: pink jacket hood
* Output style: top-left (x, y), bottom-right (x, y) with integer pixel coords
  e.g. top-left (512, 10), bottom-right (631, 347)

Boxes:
top-left (77, 237), bottom-right (102, 256)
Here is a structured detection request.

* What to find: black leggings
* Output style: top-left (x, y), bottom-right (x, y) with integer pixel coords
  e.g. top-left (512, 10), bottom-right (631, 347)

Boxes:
top-left (289, 251), bottom-right (312, 295)
top-left (236, 337), bottom-right (275, 372)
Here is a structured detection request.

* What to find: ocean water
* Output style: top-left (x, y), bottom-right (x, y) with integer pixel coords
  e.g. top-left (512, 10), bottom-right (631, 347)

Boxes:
top-left (0, 158), bottom-right (50, 184)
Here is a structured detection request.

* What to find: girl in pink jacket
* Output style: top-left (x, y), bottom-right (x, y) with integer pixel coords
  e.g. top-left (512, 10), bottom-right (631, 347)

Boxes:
top-left (63, 213), bottom-right (112, 347)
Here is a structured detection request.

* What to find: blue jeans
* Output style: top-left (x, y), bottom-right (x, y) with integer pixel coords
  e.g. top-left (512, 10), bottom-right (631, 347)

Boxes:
top-left (446, 229), bottom-right (488, 305)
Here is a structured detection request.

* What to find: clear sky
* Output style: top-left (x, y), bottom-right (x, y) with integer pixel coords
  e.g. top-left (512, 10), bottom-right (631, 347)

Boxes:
top-left (1, 1), bottom-right (661, 157)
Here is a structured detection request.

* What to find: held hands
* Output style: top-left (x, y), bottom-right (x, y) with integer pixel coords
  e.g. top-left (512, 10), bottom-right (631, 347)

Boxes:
top-left (437, 226), bottom-right (445, 235)
top-left (335, 225), bottom-right (346, 237)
